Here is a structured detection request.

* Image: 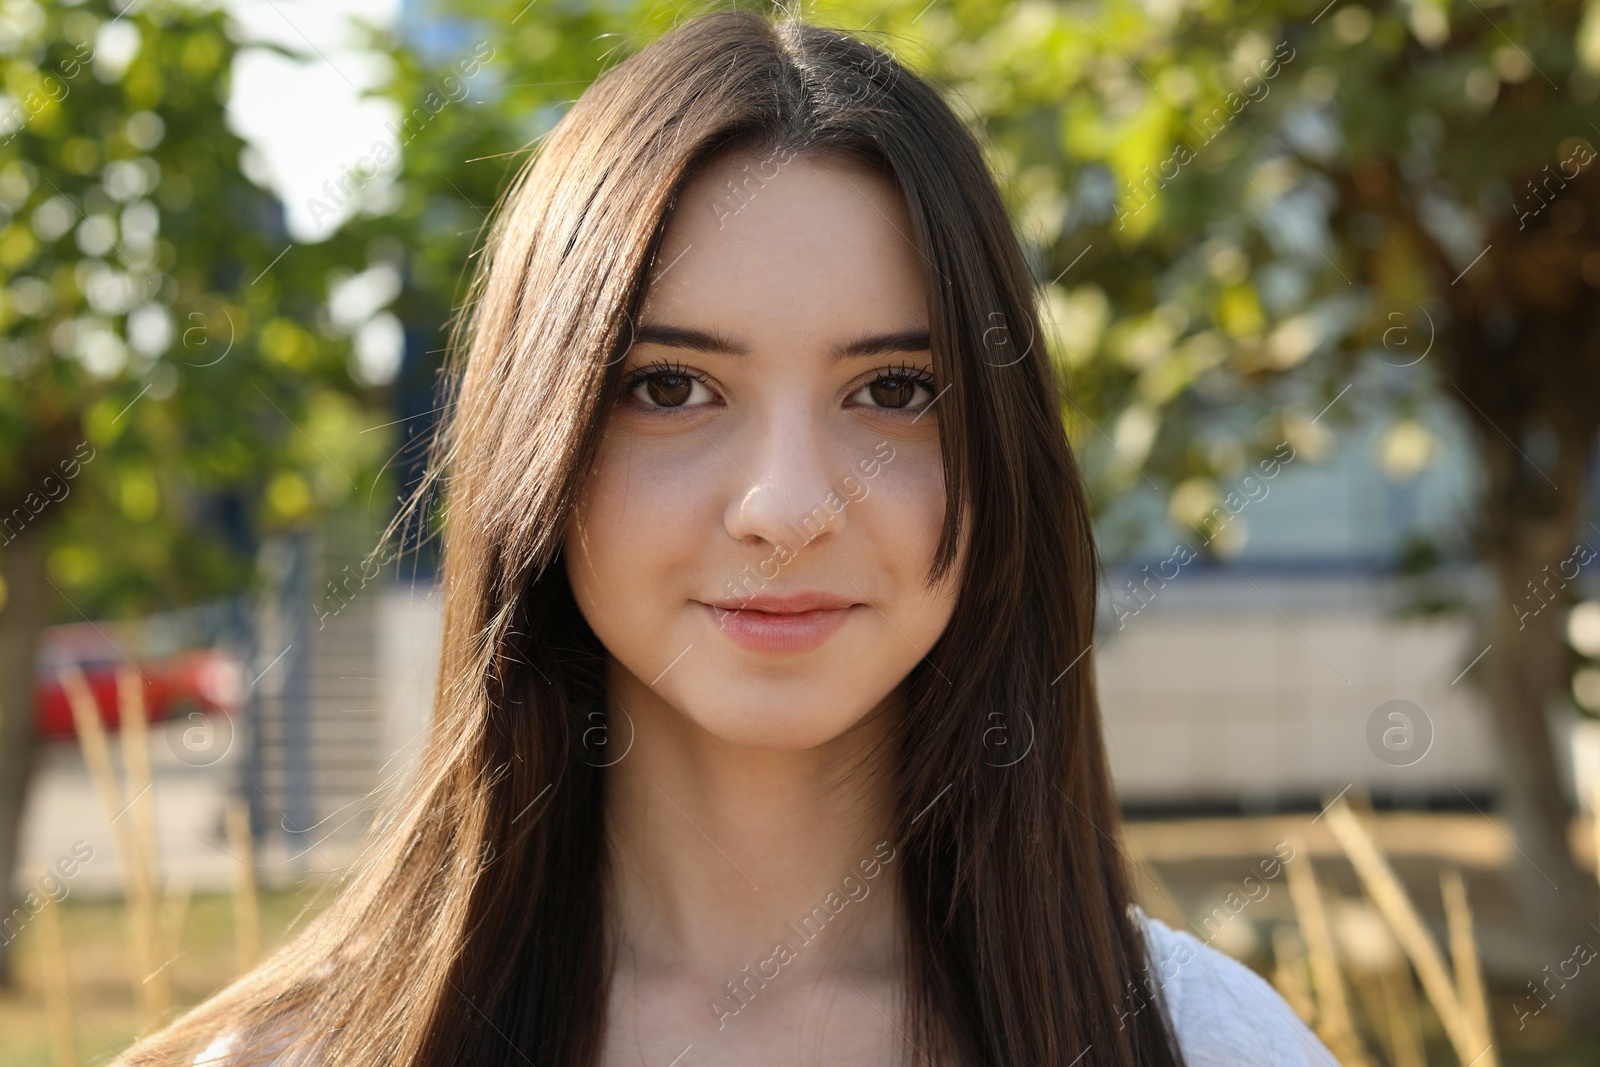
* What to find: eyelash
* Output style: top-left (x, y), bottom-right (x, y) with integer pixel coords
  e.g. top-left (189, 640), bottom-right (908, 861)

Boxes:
top-left (617, 360), bottom-right (938, 415)
top-left (618, 360), bottom-right (708, 393)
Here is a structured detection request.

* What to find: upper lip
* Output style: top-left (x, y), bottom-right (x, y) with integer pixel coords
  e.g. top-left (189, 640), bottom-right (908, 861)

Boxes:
top-left (704, 591), bottom-right (858, 613)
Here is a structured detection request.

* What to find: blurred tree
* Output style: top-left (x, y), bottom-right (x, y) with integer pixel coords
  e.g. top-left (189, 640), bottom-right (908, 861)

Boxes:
top-left (0, 0), bottom-right (384, 986)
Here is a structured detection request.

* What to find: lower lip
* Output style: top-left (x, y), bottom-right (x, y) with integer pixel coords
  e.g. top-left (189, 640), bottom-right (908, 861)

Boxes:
top-left (698, 602), bottom-right (857, 653)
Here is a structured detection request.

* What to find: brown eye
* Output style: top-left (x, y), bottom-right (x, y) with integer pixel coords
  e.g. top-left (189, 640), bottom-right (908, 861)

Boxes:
top-left (622, 365), bottom-right (715, 410)
top-left (851, 369), bottom-right (934, 412)
top-left (646, 374), bottom-right (694, 407)
top-left (868, 376), bottom-right (919, 409)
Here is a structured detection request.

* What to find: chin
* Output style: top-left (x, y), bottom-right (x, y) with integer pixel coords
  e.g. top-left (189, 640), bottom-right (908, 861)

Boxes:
top-left (675, 681), bottom-right (889, 751)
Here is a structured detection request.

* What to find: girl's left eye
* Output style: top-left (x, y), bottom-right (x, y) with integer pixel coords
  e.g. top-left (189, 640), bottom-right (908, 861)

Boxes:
top-left (849, 367), bottom-right (938, 412)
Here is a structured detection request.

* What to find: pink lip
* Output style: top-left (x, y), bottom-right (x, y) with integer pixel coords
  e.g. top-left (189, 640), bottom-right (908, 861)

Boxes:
top-left (698, 594), bottom-right (860, 653)
top-left (708, 590), bottom-right (856, 613)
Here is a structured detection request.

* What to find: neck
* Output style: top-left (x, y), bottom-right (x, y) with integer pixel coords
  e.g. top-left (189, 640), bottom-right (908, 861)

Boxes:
top-left (601, 662), bottom-right (904, 986)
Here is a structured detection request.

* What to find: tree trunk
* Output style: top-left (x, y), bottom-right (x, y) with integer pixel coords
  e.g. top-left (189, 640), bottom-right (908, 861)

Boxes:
top-left (1475, 427), bottom-right (1600, 1029)
top-left (0, 527), bottom-right (51, 988)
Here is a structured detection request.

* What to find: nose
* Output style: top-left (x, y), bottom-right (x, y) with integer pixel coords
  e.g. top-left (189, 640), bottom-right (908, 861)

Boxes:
top-left (723, 408), bottom-right (847, 556)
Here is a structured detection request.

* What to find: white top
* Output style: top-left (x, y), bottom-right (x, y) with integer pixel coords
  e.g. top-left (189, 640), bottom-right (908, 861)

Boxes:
top-left (194, 911), bottom-right (1338, 1066)
top-left (1135, 908), bottom-right (1339, 1066)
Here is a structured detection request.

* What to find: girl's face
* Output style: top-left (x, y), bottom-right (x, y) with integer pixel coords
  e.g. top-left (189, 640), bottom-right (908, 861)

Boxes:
top-left (565, 150), bottom-right (963, 750)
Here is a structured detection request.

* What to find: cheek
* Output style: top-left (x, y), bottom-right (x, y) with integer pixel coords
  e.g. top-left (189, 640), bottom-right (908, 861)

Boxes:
top-left (564, 435), bottom-right (711, 637)
top-left (879, 439), bottom-right (946, 552)
top-left (859, 439), bottom-right (958, 633)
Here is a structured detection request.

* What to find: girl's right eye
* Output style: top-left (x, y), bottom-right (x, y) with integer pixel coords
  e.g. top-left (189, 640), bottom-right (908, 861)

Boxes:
top-left (619, 363), bottom-right (717, 411)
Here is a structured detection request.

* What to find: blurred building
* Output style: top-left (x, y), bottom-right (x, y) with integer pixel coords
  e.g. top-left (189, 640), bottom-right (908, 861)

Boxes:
top-left (1096, 399), bottom-right (1530, 811)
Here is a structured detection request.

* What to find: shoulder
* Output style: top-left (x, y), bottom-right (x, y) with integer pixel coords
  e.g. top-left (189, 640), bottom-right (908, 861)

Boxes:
top-left (1133, 908), bottom-right (1339, 1067)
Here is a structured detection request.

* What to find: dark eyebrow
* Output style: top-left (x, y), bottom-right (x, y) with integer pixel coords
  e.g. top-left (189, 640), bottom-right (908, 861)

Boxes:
top-left (631, 322), bottom-right (932, 362)
top-left (832, 328), bottom-right (933, 361)
top-left (631, 323), bottom-right (750, 356)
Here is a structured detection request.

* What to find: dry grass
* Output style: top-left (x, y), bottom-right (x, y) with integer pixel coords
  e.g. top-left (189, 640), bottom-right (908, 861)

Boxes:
top-left (0, 884), bottom-right (332, 1067)
top-left (1128, 810), bottom-right (1600, 1067)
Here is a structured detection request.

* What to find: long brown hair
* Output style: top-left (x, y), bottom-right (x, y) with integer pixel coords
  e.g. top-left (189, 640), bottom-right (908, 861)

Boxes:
top-left (118, 9), bottom-right (1184, 1066)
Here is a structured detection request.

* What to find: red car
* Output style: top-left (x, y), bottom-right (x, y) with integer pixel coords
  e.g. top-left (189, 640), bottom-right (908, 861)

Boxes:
top-left (35, 640), bottom-right (247, 740)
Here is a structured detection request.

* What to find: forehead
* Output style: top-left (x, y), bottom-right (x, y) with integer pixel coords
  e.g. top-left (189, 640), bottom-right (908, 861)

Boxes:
top-left (638, 150), bottom-right (930, 340)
